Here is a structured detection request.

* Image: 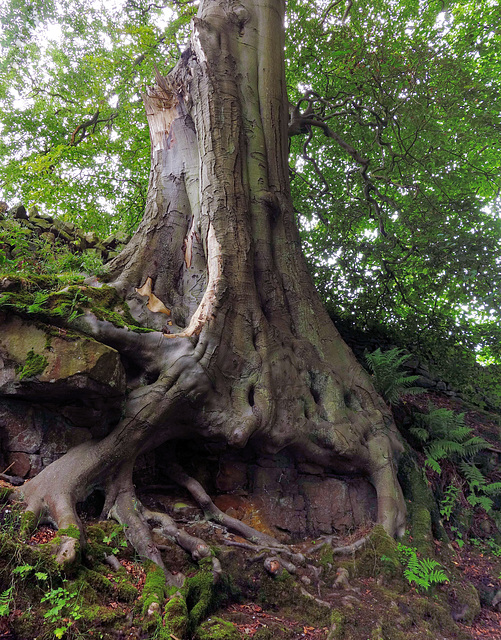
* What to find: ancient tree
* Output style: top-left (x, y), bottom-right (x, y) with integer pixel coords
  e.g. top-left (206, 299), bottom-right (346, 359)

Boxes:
top-left (16, 0), bottom-right (405, 579)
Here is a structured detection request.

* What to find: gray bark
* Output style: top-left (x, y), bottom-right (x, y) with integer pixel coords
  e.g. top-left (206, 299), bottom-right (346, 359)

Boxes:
top-left (16, 0), bottom-right (406, 571)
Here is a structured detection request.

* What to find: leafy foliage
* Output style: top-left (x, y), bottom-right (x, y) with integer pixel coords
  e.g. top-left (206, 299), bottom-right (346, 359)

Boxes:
top-left (0, 220), bottom-right (107, 279)
top-left (459, 462), bottom-right (501, 513)
top-left (286, 0), bottom-right (501, 370)
top-left (365, 347), bottom-right (423, 405)
top-left (439, 481), bottom-right (461, 522)
top-left (0, 0), bottom-right (500, 392)
top-left (0, 586), bottom-right (13, 617)
top-left (0, 0), bottom-right (194, 235)
top-left (397, 543), bottom-right (449, 592)
top-left (410, 406), bottom-right (489, 474)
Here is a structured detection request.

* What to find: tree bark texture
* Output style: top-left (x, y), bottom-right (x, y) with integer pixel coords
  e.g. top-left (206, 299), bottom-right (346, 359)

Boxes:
top-left (18, 0), bottom-right (406, 573)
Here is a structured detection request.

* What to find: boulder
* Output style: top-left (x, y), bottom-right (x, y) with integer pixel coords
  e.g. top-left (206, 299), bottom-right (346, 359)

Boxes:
top-left (0, 312), bottom-right (126, 402)
top-left (11, 203), bottom-right (28, 220)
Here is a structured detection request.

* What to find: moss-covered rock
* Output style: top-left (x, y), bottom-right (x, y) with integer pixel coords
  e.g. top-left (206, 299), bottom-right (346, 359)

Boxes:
top-left (450, 581), bottom-right (481, 625)
top-left (139, 561), bottom-right (167, 631)
top-left (194, 617), bottom-right (239, 640)
top-left (327, 609), bottom-right (344, 640)
top-left (353, 525), bottom-right (401, 580)
top-left (0, 311), bottom-right (126, 400)
top-left (17, 348), bottom-right (48, 380)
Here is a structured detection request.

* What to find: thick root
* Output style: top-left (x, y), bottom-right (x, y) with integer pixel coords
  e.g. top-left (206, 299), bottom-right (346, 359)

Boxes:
top-left (141, 504), bottom-right (211, 560)
top-left (166, 460), bottom-right (285, 548)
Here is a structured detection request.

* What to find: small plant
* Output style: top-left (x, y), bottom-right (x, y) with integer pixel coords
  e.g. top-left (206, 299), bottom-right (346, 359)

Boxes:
top-left (12, 563), bottom-right (35, 578)
top-left (410, 405), bottom-right (489, 474)
top-left (41, 584), bottom-right (83, 638)
top-left (470, 537), bottom-right (501, 557)
top-left (440, 481), bottom-right (461, 521)
top-left (450, 525), bottom-right (465, 548)
top-left (103, 525), bottom-right (128, 555)
top-left (397, 543), bottom-right (449, 592)
top-left (365, 347), bottom-right (424, 405)
top-left (17, 349), bottom-right (48, 381)
top-left (0, 586), bottom-right (14, 617)
top-left (459, 462), bottom-right (501, 512)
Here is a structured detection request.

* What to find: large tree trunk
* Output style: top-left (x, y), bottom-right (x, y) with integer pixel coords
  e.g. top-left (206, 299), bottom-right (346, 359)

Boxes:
top-left (18, 0), bottom-right (405, 577)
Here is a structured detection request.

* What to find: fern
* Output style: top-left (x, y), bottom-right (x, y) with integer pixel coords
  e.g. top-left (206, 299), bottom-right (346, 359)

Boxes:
top-left (459, 462), bottom-right (499, 515)
top-left (483, 482), bottom-right (501, 496)
top-left (413, 406), bottom-right (489, 475)
top-left (459, 462), bottom-right (486, 488)
top-left (365, 347), bottom-right (424, 405)
top-left (0, 586), bottom-right (13, 617)
top-left (440, 482), bottom-right (461, 521)
top-left (397, 543), bottom-right (449, 591)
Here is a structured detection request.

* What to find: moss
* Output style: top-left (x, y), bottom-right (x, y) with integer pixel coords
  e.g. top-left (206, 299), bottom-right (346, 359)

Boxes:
top-left (17, 348), bottom-right (48, 380)
top-left (253, 627), bottom-right (295, 640)
top-left (398, 449), bottom-right (448, 553)
top-left (194, 617), bottom-right (239, 640)
top-left (161, 591), bottom-right (189, 639)
top-left (85, 285), bottom-right (155, 333)
top-left (11, 610), bottom-right (40, 639)
top-left (185, 558), bottom-right (238, 633)
top-left (0, 531), bottom-right (59, 581)
top-left (258, 570), bottom-right (330, 628)
top-left (451, 582), bottom-right (481, 625)
top-left (80, 603), bottom-right (122, 625)
top-left (319, 543), bottom-right (334, 569)
top-left (58, 524), bottom-right (80, 540)
top-left (140, 560), bottom-right (168, 617)
top-left (379, 622), bottom-right (407, 640)
top-left (407, 597), bottom-right (459, 635)
top-left (115, 579), bottom-right (139, 603)
top-left (327, 609), bottom-right (344, 640)
top-left (353, 525), bottom-right (400, 580)
top-left (186, 558), bottom-right (218, 630)
top-left (82, 568), bottom-right (116, 597)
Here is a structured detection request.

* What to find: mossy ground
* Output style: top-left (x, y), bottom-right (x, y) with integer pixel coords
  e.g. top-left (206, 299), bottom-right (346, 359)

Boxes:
top-left (0, 485), bottom-right (498, 640)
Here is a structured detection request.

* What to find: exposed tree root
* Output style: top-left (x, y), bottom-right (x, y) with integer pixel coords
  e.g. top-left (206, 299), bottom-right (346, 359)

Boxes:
top-left (140, 505), bottom-right (211, 561)
top-left (165, 460), bottom-right (285, 548)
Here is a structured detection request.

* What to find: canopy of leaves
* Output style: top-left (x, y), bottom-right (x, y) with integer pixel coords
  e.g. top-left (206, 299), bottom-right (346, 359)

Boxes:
top-left (286, 0), bottom-right (501, 369)
top-left (0, 0), bottom-right (194, 235)
top-left (1, 0), bottom-right (500, 379)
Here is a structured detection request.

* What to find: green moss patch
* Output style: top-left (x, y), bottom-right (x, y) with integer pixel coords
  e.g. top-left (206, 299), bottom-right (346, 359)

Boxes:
top-left (353, 525), bottom-right (401, 580)
top-left (195, 616), bottom-right (239, 640)
top-left (17, 348), bottom-right (48, 380)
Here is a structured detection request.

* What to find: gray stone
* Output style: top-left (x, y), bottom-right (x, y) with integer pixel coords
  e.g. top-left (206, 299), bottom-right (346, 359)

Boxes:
top-left (416, 376), bottom-right (436, 389)
top-left (0, 312), bottom-right (126, 402)
top-left (11, 203), bottom-right (27, 220)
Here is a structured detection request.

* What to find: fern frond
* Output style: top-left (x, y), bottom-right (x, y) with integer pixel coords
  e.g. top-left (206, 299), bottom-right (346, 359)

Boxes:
top-left (427, 440), bottom-right (465, 460)
top-left (459, 463), bottom-right (486, 487)
top-left (467, 494), bottom-right (494, 512)
top-left (0, 586), bottom-right (13, 617)
top-left (484, 483), bottom-right (501, 496)
top-left (461, 436), bottom-right (490, 458)
top-left (424, 457), bottom-right (442, 474)
top-left (409, 427), bottom-right (430, 442)
top-left (365, 347), bottom-right (420, 405)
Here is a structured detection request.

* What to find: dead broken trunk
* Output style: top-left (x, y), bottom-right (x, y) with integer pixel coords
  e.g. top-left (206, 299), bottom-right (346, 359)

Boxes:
top-left (17, 0), bottom-right (405, 574)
